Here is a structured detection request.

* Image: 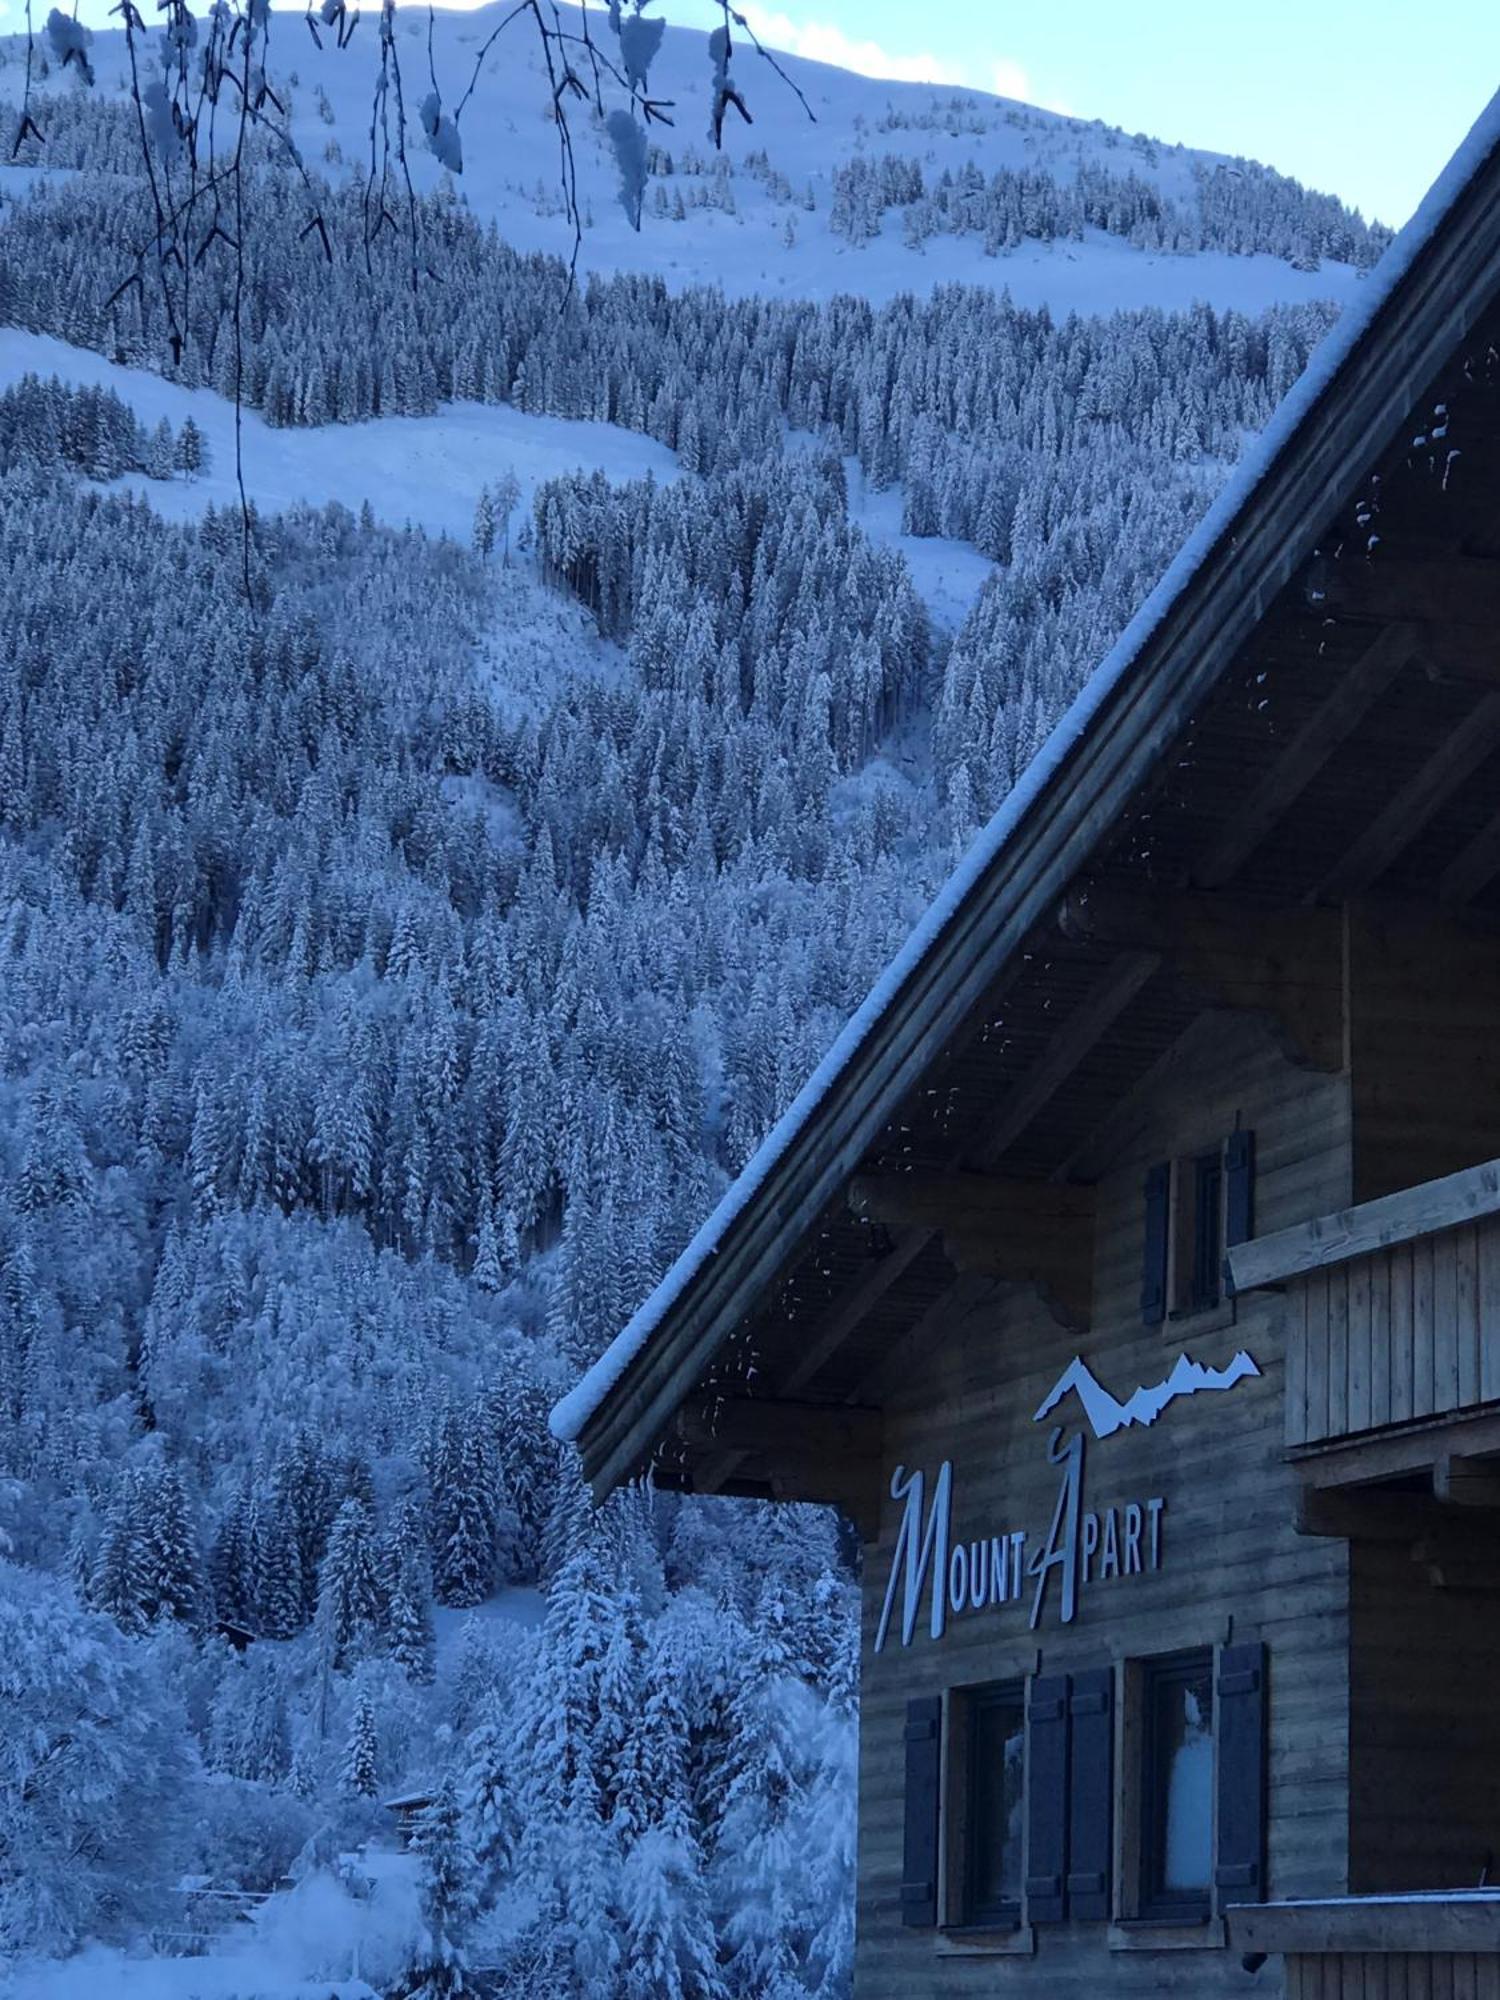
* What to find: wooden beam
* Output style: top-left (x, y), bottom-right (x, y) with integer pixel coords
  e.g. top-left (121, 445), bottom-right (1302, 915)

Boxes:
top-left (675, 1397), bottom-right (881, 1464)
top-left (1195, 623), bottom-right (1416, 889)
top-left (779, 1226), bottom-right (934, 1397)
top-left (849, 1174), bottom-right (1094, 1327)
top-left (1312, 690), bottom-right (1500, 900)
top-left (687, 1462), bottom-right (882, 1540)
top-left (1413, 1545), bottom-right (1500, 1592)
top-left (1433, 1450), bottom-right (1500, 1508)
top-left (850, 1272), bottom-right (993, 1406)
top-left (686, 1226), bottom-right (929, 1502)
top-left (1321, 551), bottom-right (1500, 629)
top-left (1291, 1405), bottom-right (1500, 1492)
top-left (970, 951), bottom-right (1162, 1170)
top-left (1439, 796), bottom-right (1500, 905)
top-left (1058, 886), bottom-right (1344, 1072)
top-left (1232, 1894), bottom-right (1500, 1954)
top-left (1229, 1153), bottom-right (1500, 1291)
top-left (1295, 1486), bottom-right (1464, 1543)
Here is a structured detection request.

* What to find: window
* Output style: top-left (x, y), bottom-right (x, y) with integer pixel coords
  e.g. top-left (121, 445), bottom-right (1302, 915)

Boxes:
top-left (1141, 1129), bottom-right (1254, 1326)
top-left (1139, 1650), bottom-right (1215, 1919)
top-left (961, 1682), bottom-right (1026, 1927)
top-left (1178, 1149), bottom-right (1224, 1314)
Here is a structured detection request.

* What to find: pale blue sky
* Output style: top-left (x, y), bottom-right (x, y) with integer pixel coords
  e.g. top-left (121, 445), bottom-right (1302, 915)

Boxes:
top-left (682, 0), bottom-right (1500, 227)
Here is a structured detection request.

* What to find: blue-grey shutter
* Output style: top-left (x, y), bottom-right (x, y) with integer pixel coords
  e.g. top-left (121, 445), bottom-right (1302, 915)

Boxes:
top-left (1025, 1673), bottom-right (1070, 1924)
top-left (1215, 1642), bottom-right (1267, 1904)
top-left (900, 1695), bottom-right (942, 1927)
top-left (1224, 1129), bottom-right (1256, 1290)
top-left (1141, 1162), bottom-right (1171, 1325)
top-left (1066, 1666), bottom-right (1114, 1921)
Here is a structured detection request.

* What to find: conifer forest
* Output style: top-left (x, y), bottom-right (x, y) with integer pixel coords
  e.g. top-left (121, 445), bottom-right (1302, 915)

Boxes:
top-left (0, 5), bottom-right (1387, 1991)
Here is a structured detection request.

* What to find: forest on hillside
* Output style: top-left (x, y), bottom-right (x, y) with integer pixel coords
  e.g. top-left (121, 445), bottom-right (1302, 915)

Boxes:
top-left (0, 59), bottom-right (1354, 1995)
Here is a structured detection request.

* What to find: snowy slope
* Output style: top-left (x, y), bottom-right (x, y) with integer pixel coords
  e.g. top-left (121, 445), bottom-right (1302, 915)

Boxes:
top-left (0, 326), bottom-right (677, 536)
top-left (1, 2), bottom-right (1374, 314)
top-left (0, 327), bottom-right (993, 625)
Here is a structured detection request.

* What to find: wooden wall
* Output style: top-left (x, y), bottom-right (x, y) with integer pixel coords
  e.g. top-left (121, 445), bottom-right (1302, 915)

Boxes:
top-left (1286, 1955), bottom-right (1500, 1998)
top-left (854, 1014), bottom-right (1353, 1999)
top-left (1348, 903), bottom-right (1500, 1205)
top-left (1288, 1215), bottom-right (1500, 1448)
top-left (1348, 1542), bottom-right (1500, 1893)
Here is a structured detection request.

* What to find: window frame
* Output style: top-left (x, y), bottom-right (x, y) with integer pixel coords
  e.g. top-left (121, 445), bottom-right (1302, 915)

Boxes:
top-left (944, 1676), bottom-right (1028, 1933)
top-left (1135, 1647), bottom-right (1217, 1923)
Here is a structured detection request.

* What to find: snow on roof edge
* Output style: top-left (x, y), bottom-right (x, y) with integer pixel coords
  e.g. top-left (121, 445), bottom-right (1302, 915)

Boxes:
top-left (550, 87), bottom-right (1500, 1449)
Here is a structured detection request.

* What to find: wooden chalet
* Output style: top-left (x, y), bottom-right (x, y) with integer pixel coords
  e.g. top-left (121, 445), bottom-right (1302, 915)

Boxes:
top-left (553, 95), bottom-right (1500, 1999)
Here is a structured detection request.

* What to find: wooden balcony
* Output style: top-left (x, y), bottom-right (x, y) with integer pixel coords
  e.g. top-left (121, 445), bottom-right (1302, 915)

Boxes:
top-left (1232, 1895), bottom-right (1500, 1997)
top-left (1227, 1159), bottom-right (1500, 1458)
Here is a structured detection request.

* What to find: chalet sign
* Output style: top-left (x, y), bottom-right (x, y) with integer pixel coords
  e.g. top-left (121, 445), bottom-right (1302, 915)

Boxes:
top-left (873, 1350), bottom-right (1260, 1650)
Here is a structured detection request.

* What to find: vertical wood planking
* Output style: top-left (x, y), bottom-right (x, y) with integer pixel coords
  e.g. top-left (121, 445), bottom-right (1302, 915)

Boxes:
top-left (1349, 1257), bottom-right (1373, 1433)
top-left (1307, 1268), bottom-right (1331, 1443)
top-left (1413, 1237), bottom-right (1437, 1421)
top-left (1433, 1233), bottom-right (1461, 1415)
top-left (1457, 1224), bottom-right (1481, 1409)
top-left (1329, 1265), bottom-right (1351, 1440)
top-left (1392, 1242), bottom-right (1416, 1426)
top-left (1369, 1250), bottom-right (1392, 1431)
top-left (1480, 1216), bottom-right (1500, 1406)
top-left (1288, 1278), bottom-right (1309, 1446)
top-left (1456, 1955), bottom-right (1481, 2000)
top-left (1284, 1209), bottom-right (1500, 1448)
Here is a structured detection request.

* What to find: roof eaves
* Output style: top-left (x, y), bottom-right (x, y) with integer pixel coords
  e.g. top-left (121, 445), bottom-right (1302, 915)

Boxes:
top-left (551, 88), bottom-right (1500, 1480)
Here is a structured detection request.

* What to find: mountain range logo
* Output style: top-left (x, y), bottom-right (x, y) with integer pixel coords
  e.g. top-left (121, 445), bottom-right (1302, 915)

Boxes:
top-left (1033, 1349), bottom-right (1261, 1441)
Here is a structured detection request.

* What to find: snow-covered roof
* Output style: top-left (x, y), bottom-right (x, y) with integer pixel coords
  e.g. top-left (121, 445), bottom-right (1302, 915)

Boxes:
top-left (551, 86), bottom-right (1500, 1455)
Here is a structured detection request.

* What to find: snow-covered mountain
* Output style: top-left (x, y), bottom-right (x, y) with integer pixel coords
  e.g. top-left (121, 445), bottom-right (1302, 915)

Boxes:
top-left (3, 0), bottom-right (1384, 314)
top-left (0, 13), bottom-right (1376, 1994)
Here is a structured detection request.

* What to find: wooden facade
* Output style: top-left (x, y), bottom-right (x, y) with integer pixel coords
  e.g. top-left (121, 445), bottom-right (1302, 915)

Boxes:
top-left (558, 96), bottom-right (1500, 1998)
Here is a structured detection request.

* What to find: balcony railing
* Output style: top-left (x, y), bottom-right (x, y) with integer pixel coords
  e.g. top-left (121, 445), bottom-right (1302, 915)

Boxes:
top-left (1227, 1158), bottom-right (1500, 1452)
top-left (1231, 1893), bottom-right (1500, 1993)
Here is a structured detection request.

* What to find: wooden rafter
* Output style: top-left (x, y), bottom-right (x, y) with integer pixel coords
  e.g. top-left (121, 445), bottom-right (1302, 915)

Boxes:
top-left (675, 1398), bottom-right (881, 1461)
top-left (1439, 796), bottom-right (1500, 904)
top-left (688, 1224), bottom-right (930, 1502)
top-left (1312, 689), bottom-right (1500, 901)
top-left (1057, 886), bottom-right (1344, 1072)
top-left (1322, 553), bottom-right (1500, 630)
top-left (1195, 623), bottom-right (1416, 890)
top-left (710, 953), bottom-right (1147, 1453)
top-left (850, 1272), bottom-right (993, 1405)
top-left (969, 950), bottom-right (1162, 1170)
top-left (849, 1173), bottom-right (1095, 1327)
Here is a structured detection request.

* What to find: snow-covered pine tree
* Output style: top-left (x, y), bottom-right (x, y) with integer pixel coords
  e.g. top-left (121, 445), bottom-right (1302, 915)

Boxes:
top-left (343, 1681), bottom-right (380, 1799)
top-left (472, 486), bottom-right (496, 561)
top-left (173, 415), bottom-right (206, 479)
top-left (389, 1545), bottom-right (437, 1685)
top-left (316, 1498), bottom-right (386, 1670)
top-left (400, 1779), bottom-right (475, 2000)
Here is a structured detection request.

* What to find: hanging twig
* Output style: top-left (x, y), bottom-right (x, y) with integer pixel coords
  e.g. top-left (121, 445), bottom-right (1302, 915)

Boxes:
top-left (729, 5), bottom-right (815, 128)
top-left (230, 0), bottom-right (255, 601)
top-left (11, 0), bottom-right (45, 158)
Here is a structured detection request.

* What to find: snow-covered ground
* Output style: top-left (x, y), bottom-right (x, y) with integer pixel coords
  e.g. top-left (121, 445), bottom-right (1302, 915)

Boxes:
top-left (0, 328), bottom-right (678, 539)
top-left (0, 327), bottom-right (1004, 627)
top-left (842, 457), bottom-right (994, 630)
top-left (0, 3), bottom-right (1374, 314)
